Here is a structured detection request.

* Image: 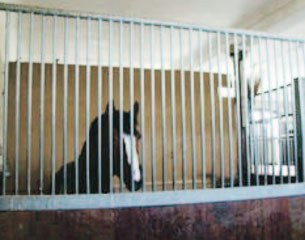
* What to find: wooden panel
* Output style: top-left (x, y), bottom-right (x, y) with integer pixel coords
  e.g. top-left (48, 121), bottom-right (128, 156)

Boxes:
top-left (6, 62), bottom-right (237, 194)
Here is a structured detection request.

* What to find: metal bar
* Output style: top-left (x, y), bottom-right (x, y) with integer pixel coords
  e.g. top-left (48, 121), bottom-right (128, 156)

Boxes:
top-left (199, 30), bottom-right (206, 189)
top-left (225, 33), bottom-right (234, 187)
top-left (180, 28), bottom-right (187, 189)
top-left (129, 21), bottom-right (135, 192)
top-left (170, 26), bottom-right (177, 190)
top-left (109, 20), bottom-right (114, 193)
top-left (63, 17), bottom-right (69, 194)
top-left (288, 41), bottom-right (298, 182)
top-left (150, 24), bottom-right (156, 192)
top-left (97, 18), bottom-right (103, 194)
top-left (300, 43), bottom-right (305, 182)
top-left (216, 32), bottom-right (225, 188)
top-left (258, 37), bottom-right (268, 185)
top-left (15, 11), bottom-right (22, 195)
top-left (189, 28), bottom-right (197, 189)
top-left (2, 11), bottom-right (10, 195)
top-left (118, 20), bottom-right (123, 193)
top-left (266, 39), bottom-right (275, 184)
top-left (140, 22), bottom-right (146, 192)
top-left (250, 36), bottom-right (259, 186)
top-left (273, 41), bottom-right (283, 184)
top-left (241, 34), bottom-right (250, 186)
top-left (160, 25), bottom-right (167, 191)
top-left (74, 16), bottom-right (80, 194)
top-left (234, 33), bottom-right (242, 187)
top-left (27, 12), bottom-right (34, 195)
top-left (208, 33), bottom-right (216, 188)
top-left (0, 2), bottom-right (305, 43)
top-left (39, 15), bottom-right (45, 195)
top-left (2, 183), bottom-right (305, 211)
top-left (86, 17), bottom-right (91, 194)
top-left (51, 14), bottom-right (57, 195)
top-left (281, 41), bottom-right (292, 183)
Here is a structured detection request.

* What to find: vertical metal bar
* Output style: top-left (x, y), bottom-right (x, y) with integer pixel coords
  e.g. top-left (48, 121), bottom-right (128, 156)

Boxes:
top-left (140, 22), bottom-right (146, 192)
top-left (250, 36), bottom-right (259, 185)
top-left (129, 21), bottom-right (135, 192)
top-left (179, 28), bottom-right (187, 189)
top-left (299, 43), bottom-right (305, 182)
top-left (63, 17), bottom-right (69, 194)
top-left (208, 32), bottom-right (216, 188)
top-left (199, 30), bottom-right (206, 189)
top-left (160, 25), bottom-right (167, 190)
top-left (97, 19), bottom-right (103, 194)
top-left (2, 11), bottom-right (10, 195)
top-left (241, 34), bottom-right (250, 186)
top-left (15, 11), bottom-right (22, 195)
top-left (265, 39), bottom-right (276, 184)
top-left (150, 24), bottom-right (156, 192)
top-left (85, 17), bottom-right (91, 194)
top-left (51, 14), bottom-right (57, 195)
top-left (288, 41), bottom-right (298, 182)
top-left (281, 41), bottom-right (292, 183)
top-left (189, 28), bottom-right (197, 189)
top-left (74, 16), bottom-right (80, 194)
top-left (109, 20), bottom-right (114, 193)
top-left (273, 40), bottom-right (283, 184)
top-left (234, 33), bottom-right (242, 187)
top-left (118, 20), bottom-right (123, 193)
top-left (258, 37), bottom-right (268, 185)
top-left (39, 15), bottom-right (45, 195)
top-left (170, 26), bottom-right (177, 190)
top-left (225, 33), bottom-right (234, 187)
top-left (216, 32), bottom-right (225, 188)
top-left (27, 12), bottom-right (34, 195)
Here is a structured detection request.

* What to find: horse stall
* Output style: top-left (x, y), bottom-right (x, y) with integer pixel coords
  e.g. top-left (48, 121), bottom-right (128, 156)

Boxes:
top-left (1, 2), bottom-right (305, 239)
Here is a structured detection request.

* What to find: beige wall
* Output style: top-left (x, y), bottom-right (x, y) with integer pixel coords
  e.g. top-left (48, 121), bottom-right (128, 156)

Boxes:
top-left (6, 62), bottom-right (238, 194)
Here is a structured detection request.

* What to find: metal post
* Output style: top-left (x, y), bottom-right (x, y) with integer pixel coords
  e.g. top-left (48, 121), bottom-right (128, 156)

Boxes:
top-left (2, 11), bottom-right (10, 195)
top-left (160, 25), bottom-right (167, 190)
top-left (199, 30), bottom-right (206, 189)
top-left (85, 17), bottom-right (91, 194)
top-left (74, 16), bottom-right (80, 194)
top-left (97, 18), bottom-right (103, 194)
top-left (150, 24), bottom-right (156, 192)
top-left (140, 22), bottom-right (146, 192)
top-left (225, 33), bottom-right (234, 187)
top-left (51, 14), bottom-right (57, 195)
top-left (217, 32), bottom-right (224, 188)
top-left (190, 28), bottom-right (197, 189)
top-left (208, 32), bottom-right (216, 188)
top-left (180, 28), bottom-right (187, 189)
top-left (170, 26), bottom-right (177, 190)
top-left (63, 17), bottom-right (69, 194)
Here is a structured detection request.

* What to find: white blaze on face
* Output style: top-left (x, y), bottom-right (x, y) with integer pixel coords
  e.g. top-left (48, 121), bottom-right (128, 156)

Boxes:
top-left (122, 133), bottom-right (141, 182)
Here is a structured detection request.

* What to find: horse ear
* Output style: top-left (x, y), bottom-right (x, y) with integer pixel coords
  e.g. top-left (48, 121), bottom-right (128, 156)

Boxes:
top-left (105, 100), bottom-right (115, 113)
top-left (134, 101), bottom-right (139, 115)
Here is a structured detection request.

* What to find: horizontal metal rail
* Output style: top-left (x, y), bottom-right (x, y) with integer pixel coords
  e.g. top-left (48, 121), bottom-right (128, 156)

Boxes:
top-left (1, 183), bottom-right (305, 211)
top-left (0, 2), bottom-right (304, 43)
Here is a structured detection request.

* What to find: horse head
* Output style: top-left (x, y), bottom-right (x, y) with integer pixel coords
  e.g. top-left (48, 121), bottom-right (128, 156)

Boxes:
top-left (105, 101), bottom-right (143, 191)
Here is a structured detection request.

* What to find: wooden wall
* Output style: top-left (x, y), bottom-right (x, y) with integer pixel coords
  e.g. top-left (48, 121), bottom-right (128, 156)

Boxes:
top-left (6, 62), bottom-right (237, 193)
top-left (1, 196), bottom-right (305, 239)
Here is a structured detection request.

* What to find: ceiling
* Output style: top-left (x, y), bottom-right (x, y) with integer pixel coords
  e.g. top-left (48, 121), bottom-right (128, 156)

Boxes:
top-left (2, 0), bottom-right (305, 38)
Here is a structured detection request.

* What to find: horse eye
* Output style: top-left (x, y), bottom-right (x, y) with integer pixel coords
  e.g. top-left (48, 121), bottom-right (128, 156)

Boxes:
top-left (135, 131), bottom-right (141, 139)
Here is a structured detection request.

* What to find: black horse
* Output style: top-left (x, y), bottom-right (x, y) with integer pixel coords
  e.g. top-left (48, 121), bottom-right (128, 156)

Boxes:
top-left (54, 101), bottom-right (143, 194)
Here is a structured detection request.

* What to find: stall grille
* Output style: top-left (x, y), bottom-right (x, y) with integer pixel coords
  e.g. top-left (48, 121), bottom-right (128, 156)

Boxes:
top-left (0, 3), bottom-right (304, 210)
